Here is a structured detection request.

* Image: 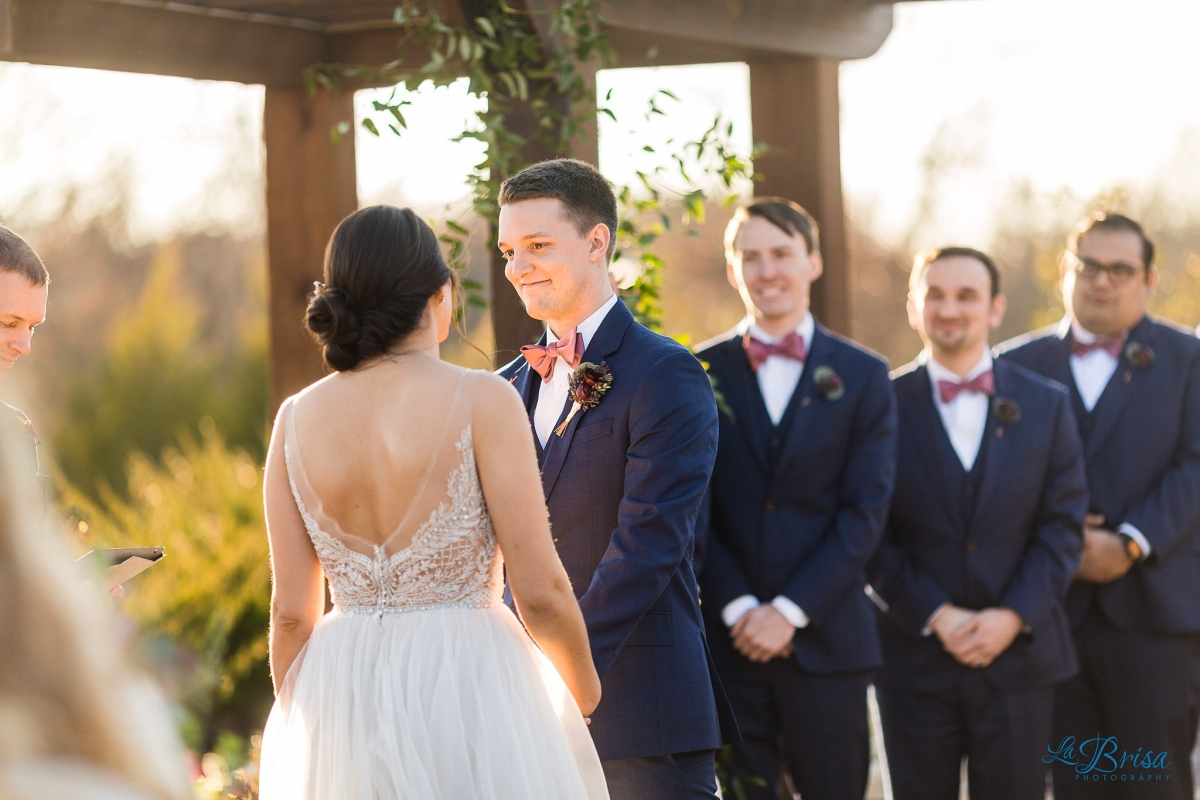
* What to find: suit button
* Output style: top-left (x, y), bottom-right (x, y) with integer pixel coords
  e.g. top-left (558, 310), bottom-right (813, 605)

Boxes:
top-left (966, 541), bottom-right (978, 552)
top-left (764, 501), bottom-right (776, 512)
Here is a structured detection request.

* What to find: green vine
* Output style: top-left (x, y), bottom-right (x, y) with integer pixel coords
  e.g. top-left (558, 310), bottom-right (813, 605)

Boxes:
top-left (306, 0), bottom-right (762, 333)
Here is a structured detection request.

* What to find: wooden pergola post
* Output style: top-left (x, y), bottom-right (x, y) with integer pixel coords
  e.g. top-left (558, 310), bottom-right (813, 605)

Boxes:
top-left (263, 86), bottom-right (359, 412)
top-left (749, 57), bottom-right (851, 336)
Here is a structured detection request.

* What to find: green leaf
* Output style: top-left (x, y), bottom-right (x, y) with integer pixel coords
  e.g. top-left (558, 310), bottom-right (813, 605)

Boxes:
top-left (446, 220), bottom-right (470, 236)
top-left (497, 71), bottom-right (518, 97)
top-left (475, 16), bottom-right (495, 38)
top-left (361, 118), bottom-right (380, 136)
top-left (459, 33), bottom-right (473, 61)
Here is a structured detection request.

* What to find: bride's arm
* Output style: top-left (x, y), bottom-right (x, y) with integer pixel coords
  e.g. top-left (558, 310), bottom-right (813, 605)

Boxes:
top-left (473, 373), bottom-right (602, 716)
top-left (263, 399), bottom-right (326, 694)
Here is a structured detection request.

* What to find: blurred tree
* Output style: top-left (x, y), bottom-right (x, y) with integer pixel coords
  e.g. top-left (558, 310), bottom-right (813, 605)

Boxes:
top-left (60, 428), bottom-right (272, 748)
top-left (51, 237), bottom-right (267, 500)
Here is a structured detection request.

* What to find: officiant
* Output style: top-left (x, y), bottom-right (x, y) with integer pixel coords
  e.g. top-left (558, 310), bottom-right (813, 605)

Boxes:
top-left (0, 225), bottom-right (49, 504)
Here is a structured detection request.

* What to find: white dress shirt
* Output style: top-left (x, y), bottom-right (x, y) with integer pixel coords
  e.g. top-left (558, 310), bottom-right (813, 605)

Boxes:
top-left (926, 352), bottom-right (992, 471)
top-left (533, 294), bottom-right (620, 447)
top-left (1066, 320), bottom-right (1152, 556)
top-left (720, 313), bottom-right (815, 631)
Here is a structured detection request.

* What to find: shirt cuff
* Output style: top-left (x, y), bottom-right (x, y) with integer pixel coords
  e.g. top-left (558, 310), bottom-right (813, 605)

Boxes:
top-left (1118, 523), bottom-right (1152, 558)
top-left (770, 596), bottom-right (809, 629)
top-left (721, 595), bottom-right (760, 628)
top-left (922, 603), bottom-right (949, 637)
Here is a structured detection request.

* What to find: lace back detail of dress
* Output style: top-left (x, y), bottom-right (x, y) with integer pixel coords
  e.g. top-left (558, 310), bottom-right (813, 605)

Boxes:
top-left (282, 372), bottom-right (503, 617)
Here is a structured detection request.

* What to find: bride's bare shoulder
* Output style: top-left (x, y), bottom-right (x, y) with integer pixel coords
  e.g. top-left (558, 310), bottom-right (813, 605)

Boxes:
top-left (471, 370), bottom-right (528, 427)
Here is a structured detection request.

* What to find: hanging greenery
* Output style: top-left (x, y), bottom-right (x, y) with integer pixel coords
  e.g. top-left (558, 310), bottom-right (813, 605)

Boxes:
top-left (306, 0), bottom-right (762, 331)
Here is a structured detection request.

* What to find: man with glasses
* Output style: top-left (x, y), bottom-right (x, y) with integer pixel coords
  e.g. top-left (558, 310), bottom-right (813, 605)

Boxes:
top-left (999, 212), bottom-right (1200, 800)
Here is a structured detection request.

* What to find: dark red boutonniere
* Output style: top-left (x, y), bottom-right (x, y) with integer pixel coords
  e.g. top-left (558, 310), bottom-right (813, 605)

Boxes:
top-left (555, 361), bottom-right (613, 436)
top-left (812, 366), bottom-right (845, 401)
top-left (991, 396), bottom-right (1021, 427)
top-left (1124, 341), bottom-right (1155, 369)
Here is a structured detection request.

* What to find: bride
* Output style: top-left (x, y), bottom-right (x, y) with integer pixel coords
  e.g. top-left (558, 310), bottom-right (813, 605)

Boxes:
top-left (257, 205), bottom-right (607, 799)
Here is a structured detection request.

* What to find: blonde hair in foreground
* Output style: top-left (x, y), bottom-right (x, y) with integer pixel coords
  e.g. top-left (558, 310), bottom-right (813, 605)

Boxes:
top-left (0, 425), bottom-right (188, 799)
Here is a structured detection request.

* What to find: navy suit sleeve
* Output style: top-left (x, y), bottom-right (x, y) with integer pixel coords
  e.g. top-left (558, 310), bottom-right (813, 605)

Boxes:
top-left (999, 392), bottom-right (1087, 632)
top-left (577, 349), bottom-right (719, 679)
top-left (779, 362), bottom-right (898, 626)
top-left (1122, 349), bottom-right (1200, 561)
top-left (867, 525), bottom-right (953, 636)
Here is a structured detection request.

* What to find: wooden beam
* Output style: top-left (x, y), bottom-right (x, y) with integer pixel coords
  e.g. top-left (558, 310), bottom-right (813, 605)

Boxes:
top-left (3, 0), bottom-right (322, 85)
top-left (602, 0), bottom-right (894, 64)
top-left (749, 57), bottom-right (852, 336)
top-left (263, 86), bottom-right (358, 412)
top-left (0, 0), bottom-right (12, 55)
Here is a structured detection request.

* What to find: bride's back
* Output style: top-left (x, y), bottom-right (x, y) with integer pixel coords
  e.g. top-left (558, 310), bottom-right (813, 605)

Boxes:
top-left (288, 358), bottom-right (475, 558)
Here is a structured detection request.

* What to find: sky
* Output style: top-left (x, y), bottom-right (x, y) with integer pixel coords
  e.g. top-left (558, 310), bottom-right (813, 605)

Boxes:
top-left (1, 0), bottom-right (1198, 246)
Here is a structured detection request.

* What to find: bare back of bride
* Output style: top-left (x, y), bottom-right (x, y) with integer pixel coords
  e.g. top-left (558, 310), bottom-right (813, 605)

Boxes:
top-left (257, 205), bottom-right (606, 800)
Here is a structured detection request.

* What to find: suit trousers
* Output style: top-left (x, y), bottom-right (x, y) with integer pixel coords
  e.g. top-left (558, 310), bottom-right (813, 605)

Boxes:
top-left (601, 750), bottom-right (718, 800)
top-left (721, 658), bottom-right (871, 800)
top-left (876, 670), bottom-right (1052, 800)
top-left (1051, 607), bottom-right (1200, 800)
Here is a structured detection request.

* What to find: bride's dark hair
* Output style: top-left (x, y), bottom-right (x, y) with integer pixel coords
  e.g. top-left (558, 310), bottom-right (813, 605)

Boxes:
top-left (306, 205), bottom-right (454, 371)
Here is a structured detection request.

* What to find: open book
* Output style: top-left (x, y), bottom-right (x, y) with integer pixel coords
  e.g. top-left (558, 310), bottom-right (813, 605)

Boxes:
top-left (78, 547), bottom-right (165, 591)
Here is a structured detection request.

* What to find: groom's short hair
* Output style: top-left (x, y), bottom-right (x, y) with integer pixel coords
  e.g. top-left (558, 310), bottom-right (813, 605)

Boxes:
top-left (498, 159), bottom-right (619, 262)
top-left (724, 198), bottom-right (820, 257)
top-left (0, 226), bottom-right (49, 287)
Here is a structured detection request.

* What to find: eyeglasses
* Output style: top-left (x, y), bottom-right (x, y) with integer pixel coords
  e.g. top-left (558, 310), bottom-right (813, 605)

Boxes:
top-left (1065, 251), bottom-right (1143, 286)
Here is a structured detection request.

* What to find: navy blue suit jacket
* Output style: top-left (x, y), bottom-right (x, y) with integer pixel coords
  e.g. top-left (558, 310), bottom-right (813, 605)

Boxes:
top-left (696, 324), bottom-right (897, 674)
top-left (869, 357), bottom-right (1088, 692)
top-left (499, 300), bottom-right (737, 762)
top-left (998, 316), bottom-right (1200, 634)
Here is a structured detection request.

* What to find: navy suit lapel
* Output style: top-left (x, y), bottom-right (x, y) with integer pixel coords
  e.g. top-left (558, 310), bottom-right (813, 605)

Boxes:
top-left (1085, 316), bottom-right (1155, 462)
top-left (1046, 327), bottom-right (1092, 433)
top-left (773, 326), bottom-right (829, 478)
top-left (539, 300), bottom-right (634, 502)
top-left (509, 333), bottom-right (547, 459)
top-left (711, 338), bottom-right (771, 474)
top-left (969, 361), bottom-right (1017, 528)
top-left (905, 363), bottom-right (959, 504)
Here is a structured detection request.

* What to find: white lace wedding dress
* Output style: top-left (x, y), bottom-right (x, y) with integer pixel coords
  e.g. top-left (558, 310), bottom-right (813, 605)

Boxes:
top-left (258, 377), bottom-right (607, 799)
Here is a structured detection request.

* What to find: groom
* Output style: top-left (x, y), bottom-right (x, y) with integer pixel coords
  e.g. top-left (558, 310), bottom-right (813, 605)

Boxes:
top-left (497, 158), bottom-right (736, 799)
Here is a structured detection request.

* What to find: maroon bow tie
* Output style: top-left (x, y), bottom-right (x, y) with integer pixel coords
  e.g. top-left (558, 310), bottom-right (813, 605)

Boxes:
top-left (937, 370), bottom-right (995, 404)
top-left (744, 332), bottom-right (807, 372)
top-left (521, 328), bottom-right (584, 383)
top-left (1070, 335), bottom-right (1124, 358)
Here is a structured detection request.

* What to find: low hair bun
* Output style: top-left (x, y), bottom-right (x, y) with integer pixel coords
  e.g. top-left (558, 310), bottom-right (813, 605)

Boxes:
top-left (305, 287), bottom-right (365, 370)
top-left (309, 205), bottom-right (454, 372)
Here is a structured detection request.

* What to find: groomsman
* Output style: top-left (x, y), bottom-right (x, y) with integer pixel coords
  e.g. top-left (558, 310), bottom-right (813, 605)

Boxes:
top-left (869, 246), bottom-right (1087, 800)
top-left (998, 213), bottom-right (1200, 800)
top-left (697, 198), bottom-right (897, 800)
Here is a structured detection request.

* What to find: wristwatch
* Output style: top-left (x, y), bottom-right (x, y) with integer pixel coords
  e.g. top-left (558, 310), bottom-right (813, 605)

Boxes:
top-left (1117, 532), bottom-right (1145, 564)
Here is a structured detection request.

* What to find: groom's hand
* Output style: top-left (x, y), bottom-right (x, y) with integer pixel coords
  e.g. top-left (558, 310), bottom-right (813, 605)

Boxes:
top-left (731, 605), bottom-right (796, 663)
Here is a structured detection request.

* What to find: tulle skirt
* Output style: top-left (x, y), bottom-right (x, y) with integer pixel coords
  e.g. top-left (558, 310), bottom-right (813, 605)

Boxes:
top-left (258, 604), bottom-right (608, 800)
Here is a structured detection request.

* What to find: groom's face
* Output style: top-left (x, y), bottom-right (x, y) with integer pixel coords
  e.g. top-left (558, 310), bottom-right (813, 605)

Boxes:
top-left (498, 197), bottom-right (606, 331)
